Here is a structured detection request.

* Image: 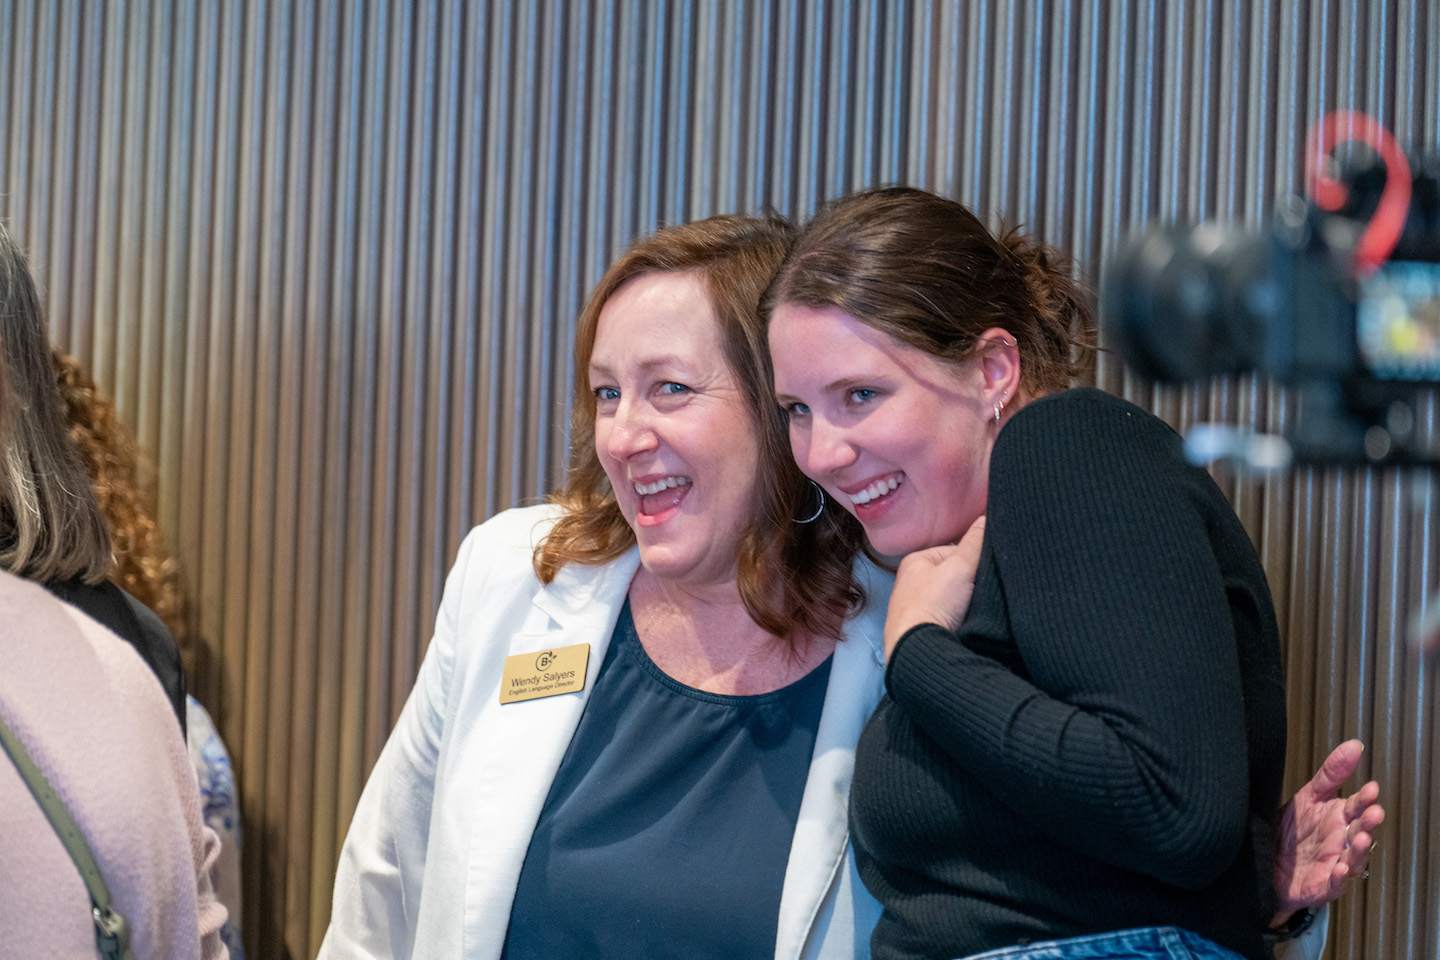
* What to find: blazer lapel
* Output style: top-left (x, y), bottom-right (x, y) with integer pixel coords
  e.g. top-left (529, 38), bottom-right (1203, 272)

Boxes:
top-left (452, 548), bottom-right (892, 960)
top-left (460, 548), bottom-right (641, 959)
top-left (775, 559), bottom-right (892, 960)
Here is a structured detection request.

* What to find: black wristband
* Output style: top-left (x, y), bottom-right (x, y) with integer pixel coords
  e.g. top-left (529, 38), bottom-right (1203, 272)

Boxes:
top-left (1264, 906), bottom-right (1318, 943)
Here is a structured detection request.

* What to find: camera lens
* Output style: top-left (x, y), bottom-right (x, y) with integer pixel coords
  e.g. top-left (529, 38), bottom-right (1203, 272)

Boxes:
top-left (1101, 225), bottom-right (1272, 382)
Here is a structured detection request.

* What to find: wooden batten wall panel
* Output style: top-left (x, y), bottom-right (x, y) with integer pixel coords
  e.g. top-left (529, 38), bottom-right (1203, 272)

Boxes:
top-left (1, 2), bottom-right (1435, 957)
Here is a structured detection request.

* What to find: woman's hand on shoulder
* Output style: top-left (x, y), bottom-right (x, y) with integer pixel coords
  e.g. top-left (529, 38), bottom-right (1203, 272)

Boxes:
top-left (883, 516), bottom-right (986, 661)
top-left (1271, 739), bottom-right (1385, 926)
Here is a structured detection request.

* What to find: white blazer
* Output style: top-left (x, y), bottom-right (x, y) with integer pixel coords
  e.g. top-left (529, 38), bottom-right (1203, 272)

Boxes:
top-left (319, 504), bottom-right (891, 960)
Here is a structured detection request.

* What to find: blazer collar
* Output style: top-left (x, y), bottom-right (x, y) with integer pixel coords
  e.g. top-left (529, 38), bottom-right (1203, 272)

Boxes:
top-left (530, 544), bottom-right (641, 628)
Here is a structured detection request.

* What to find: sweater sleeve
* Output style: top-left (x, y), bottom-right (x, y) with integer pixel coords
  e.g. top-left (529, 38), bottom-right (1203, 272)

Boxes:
top-left (885, 392), bottom-right (1253, 889)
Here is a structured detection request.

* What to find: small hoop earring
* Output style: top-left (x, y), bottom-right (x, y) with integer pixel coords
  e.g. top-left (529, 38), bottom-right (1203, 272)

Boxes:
top-left (993, 398), bottom-right (1006, 422)
top-left (794, 480), bottom-right (825, 524)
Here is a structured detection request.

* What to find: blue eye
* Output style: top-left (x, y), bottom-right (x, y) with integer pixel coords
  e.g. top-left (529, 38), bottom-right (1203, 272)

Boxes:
top-left (593, 386), bottom-right (620, 401)
top-left (659, 382), bottom-right (690, 395)
top-left (782, 401), bottom-right (810, 420)
top-left (847, 388), bottom-right (877, 404)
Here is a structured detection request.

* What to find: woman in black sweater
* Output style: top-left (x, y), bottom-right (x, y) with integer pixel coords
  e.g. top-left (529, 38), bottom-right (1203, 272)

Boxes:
top-left (766, 187), bottom-right (1377, 960)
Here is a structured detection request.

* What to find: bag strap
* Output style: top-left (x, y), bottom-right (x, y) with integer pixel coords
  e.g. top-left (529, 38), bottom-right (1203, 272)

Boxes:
top-left (0, 711), bottom-right (134, 960)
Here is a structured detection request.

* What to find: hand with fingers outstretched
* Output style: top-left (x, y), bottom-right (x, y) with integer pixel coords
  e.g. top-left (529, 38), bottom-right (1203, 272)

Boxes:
top-left (1272, 739), bottom-right (1385, 927)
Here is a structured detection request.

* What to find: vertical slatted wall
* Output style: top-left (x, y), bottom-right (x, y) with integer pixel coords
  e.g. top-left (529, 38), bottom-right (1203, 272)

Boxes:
top-left (1, 2), bottom-right (1435, 957)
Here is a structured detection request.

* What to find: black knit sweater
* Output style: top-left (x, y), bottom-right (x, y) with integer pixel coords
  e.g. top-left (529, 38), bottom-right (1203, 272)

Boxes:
top-left (850, 389), bottom-right (1286, 960)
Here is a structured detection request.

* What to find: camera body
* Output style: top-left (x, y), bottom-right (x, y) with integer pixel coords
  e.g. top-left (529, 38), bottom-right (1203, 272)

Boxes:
top-left (1102, 153), bottom-right (1440, 466)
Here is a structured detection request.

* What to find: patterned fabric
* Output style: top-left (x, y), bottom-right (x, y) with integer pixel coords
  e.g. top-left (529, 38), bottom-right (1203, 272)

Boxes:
top-left (188, 696), bottom-right (246, 960)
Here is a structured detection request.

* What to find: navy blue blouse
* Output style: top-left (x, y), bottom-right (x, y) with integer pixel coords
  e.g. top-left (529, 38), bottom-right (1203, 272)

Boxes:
top-left (503, 602), bottom-right (832, 959)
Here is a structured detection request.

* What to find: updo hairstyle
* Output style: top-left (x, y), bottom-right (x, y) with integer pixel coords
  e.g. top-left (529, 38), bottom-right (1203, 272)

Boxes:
top-left (765, 186), bottom-right (1095, 398)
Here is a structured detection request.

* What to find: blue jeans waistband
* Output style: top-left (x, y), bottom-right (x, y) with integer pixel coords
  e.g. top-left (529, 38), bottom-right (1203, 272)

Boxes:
top-left (958, 926), bottom-right (1246, 960)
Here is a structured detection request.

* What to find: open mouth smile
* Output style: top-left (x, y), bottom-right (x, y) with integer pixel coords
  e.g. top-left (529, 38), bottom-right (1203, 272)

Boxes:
top-left (632, 475), bottom-right (692, 523)
top-left (634, 476), bottom-right (691, 496)
top-left (846, 473), bottom-right (903, 506)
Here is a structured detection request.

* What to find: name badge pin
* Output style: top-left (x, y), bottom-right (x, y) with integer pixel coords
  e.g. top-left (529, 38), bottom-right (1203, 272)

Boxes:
top-left (499, 643), bottom-right (590, 704)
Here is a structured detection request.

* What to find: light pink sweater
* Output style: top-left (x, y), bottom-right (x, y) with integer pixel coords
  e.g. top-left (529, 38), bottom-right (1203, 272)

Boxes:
top-left (0, 571), bottom-right (228, 959)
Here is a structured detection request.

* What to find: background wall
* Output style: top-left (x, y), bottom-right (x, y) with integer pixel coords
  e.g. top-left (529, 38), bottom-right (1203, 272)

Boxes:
top-left (2, 1), bottom-right (1436, 958)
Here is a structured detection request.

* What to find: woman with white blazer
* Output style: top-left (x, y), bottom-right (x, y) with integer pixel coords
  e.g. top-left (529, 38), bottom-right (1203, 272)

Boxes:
top-left (320, 215), bottom-right (1377, 960)
top-left (323, 215), bottom-right (887, 959)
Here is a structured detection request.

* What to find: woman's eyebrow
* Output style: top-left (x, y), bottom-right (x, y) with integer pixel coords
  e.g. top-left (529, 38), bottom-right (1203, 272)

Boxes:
top-left (589, 353), bottom-right (691, 379)
top-left (775, 375), bottom-right (868, 403)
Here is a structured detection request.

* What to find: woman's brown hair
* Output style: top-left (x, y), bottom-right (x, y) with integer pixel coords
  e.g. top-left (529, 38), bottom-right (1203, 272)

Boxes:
top-left (766, 187), bottom-right (1096, 398)
top-left (0, 222), bottom-right (114, 583)
top-left (535, 214), bottom-right (866, 643)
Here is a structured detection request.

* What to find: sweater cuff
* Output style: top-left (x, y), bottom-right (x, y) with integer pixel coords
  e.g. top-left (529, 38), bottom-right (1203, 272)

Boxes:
top-left (884, 622), bottom-right (951, 699)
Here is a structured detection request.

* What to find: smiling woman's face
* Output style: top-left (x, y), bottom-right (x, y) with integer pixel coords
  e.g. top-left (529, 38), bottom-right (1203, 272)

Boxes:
top-left (589, 270), bottom-right (761, 589)
top-left (769, 302), bottom-right (996, 558)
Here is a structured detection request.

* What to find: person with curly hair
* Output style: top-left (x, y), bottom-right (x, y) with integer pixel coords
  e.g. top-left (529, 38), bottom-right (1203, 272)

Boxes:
top-left (53, 348), bottom-right (187, 638)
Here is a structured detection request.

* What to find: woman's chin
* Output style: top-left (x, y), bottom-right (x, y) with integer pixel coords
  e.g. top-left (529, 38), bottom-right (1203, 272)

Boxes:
top-left (637, 545), bottom-right (736, 590)
top-left (859, 523), bottom-right (927, 560)
top-left (859, 510), bottom-right (973, 559)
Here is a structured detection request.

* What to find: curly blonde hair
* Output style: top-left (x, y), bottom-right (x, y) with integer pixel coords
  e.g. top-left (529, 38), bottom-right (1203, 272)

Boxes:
top-left (53, 349), bottom-right (187, 640)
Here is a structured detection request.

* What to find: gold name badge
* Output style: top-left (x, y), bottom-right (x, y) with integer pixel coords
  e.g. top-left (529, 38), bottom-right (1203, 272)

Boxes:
top-left (499, 644), bottom-right (590, 704)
